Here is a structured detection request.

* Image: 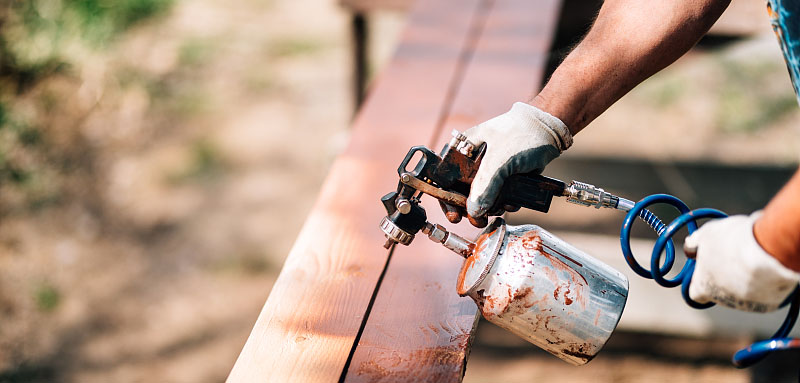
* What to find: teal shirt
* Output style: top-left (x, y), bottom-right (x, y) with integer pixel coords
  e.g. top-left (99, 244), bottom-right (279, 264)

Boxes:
top-left (768, 0), bottom-right (800, 104)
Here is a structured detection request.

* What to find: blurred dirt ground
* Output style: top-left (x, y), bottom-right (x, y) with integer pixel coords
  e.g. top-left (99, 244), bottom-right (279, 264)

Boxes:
top-left (1, 0), bottom-right (356, 381)
top-left (0, 0), bottom-right (799, 382)
top-left (464, 325), bottom-right (752, 383)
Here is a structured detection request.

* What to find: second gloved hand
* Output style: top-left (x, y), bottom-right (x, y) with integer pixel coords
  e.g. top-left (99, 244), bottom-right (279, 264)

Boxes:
top-left (463, 102), bottom-right (573, 219)
top-left (684, 212), bottom-right (800, 312)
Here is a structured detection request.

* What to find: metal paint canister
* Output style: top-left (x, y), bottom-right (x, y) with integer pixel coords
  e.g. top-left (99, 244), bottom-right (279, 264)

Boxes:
top-left (457, 217), bottom-right (628, 365)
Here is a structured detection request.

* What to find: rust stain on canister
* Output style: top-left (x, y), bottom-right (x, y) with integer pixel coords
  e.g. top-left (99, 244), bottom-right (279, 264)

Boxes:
top-left (543, 243), bottom-right (583, 268)
top-left (456, 228), bottom-right (496, 295)
top-left (481, 285), bottom-right (512, 318)
top-left (461, 219), bottom-right (629, 366)
top-left (516, 231), bottom-right (587, 309)
top-left (561, 342), bottom-right (594, 362)
top-left (594, 308), bottom-right (602, 326)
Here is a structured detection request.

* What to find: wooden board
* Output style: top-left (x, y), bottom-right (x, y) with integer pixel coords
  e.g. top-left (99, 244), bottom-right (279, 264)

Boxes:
top-left (226, 1), bottom-right (484, 382)
top-left (343, 0), bottom-right (563, 382)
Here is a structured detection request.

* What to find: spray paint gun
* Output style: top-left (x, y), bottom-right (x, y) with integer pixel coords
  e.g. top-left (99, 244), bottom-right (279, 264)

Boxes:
top-left (379, 130), bottom-right (635, 365)
top-left (379, 130), bottom-right (632, 250)
top-left (380, 129), bottom-right (800, 368)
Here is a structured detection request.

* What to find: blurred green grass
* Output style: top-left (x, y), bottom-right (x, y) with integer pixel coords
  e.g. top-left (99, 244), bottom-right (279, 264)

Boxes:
top-left (2, 0), bottom-right (173, 87)
top-left (267, 37), bottom-right (323, 58)
top-left (629, 40), bottom-right (798, 141)
top-left (0, 0), bottom-right (174, 212)
top-left (34, 283), bottom-right (60, 312)
top-left (166, 138), bottom-right (227, 185)
top-left (715, 55), bottom-right (798, 132)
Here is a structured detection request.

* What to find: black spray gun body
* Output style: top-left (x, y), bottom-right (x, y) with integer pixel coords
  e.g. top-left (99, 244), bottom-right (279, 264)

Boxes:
top-left (380, 130), bottom-right (625, 250)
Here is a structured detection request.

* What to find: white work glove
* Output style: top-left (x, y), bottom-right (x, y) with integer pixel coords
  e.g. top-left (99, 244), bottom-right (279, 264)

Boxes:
top-left (684, 211), bottom-right (800, 312)
top-left (463, 102), bottom-right (573, 218)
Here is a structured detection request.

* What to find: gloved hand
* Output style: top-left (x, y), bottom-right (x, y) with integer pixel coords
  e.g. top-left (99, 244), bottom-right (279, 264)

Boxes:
top-left (684, 211), bottom-right (800, 312)
top-left (455, 102), bottom-right (572, 223)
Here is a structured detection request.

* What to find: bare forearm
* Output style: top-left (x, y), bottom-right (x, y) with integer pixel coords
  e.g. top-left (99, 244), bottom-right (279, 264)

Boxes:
top-left (754, 168), bottom-right (800, 272)
top-left (530, 0), bottom-right (730, 134)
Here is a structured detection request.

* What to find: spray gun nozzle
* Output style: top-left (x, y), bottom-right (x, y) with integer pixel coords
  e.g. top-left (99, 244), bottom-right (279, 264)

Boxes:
top-left (422, 222), bottom-right (475, 258)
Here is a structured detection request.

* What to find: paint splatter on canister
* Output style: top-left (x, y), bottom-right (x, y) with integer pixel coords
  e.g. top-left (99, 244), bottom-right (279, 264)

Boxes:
top-left (457, 217), bottom-right (628, 365)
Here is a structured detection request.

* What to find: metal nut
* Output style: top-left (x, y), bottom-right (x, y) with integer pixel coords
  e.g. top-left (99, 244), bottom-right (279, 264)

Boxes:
top-left (396, 198), bottom-right (412, 214)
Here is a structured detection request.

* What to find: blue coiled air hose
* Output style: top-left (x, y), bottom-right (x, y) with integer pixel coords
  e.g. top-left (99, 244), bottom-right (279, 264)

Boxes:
top-left (618, 193), bottom-right (800, 368)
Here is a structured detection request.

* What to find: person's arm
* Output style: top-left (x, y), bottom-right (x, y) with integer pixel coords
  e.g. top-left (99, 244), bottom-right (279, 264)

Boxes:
top-left (456, 0), bottom-right (732, 221)
top-left (755, 168), bottom-right (800, 272)
top-left (531, 0), bottom-right (731, 134)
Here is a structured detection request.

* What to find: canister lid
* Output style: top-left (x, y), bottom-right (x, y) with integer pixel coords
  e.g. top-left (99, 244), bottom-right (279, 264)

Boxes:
top-left (456, 217), bottom-right (506, 296)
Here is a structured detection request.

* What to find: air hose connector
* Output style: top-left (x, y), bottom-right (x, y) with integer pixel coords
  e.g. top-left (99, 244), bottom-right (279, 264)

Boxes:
top-left (564, 181), bottom-right (620, 210)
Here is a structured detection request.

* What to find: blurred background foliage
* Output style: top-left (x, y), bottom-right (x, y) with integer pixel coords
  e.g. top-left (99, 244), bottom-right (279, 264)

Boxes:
top-left (0, 0), bottom-right (353, 380)
top-left (1, 0), bottom-right (172, 82)
top-left (0, 0), bottom-right (172, 214)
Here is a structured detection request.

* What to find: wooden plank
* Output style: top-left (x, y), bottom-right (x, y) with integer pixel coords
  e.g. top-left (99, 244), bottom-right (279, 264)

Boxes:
top-left (439, 0), bottom-right (562, 135)
top-left (226, 1), bottom-right (484, 382)
top-left (344, 0), bottom-right (563, 381)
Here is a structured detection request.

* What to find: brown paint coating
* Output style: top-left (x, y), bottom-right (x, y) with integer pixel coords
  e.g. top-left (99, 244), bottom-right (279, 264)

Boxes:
top-left (594, 308), bottom-right (602, 327)
top-left (481, 285), bottom-right (512, 319)
top-left (476, 230), bottom-right (590, 321)
top-left (471, 226), bottom-right (608, 364)
top-left (342, 0), bottom-right (563, 381)
top-left (456, 257), bottom-right (477, 295)
top-left (446, 211), bottom-right (462, 223)
top-left (439, 201), bottom-right (464, 223)
top-left (354, 334), bottom-right (472, 382)
top-left (227, 0), bottom-right (491, 381)
top-left (542, 243), bottom-right (583, 268)
top-left (456, 240), bottom-right (476, 258)
top-left (231, 0), bottom-right (565, 378)
top-left (456, 227), bottom-right (497, 295)
top-left (467, 214), bottom-right (488, 228)
top-left (504, 285), bottom-right (550, 316)
top-left (561, 342), bottom-right (594, 362)
top-left (518, 231), bottom-right (587, 308)
top-left (519, 232), bottom-right (540, 251)
top-left (440, 146), bottom-right (482, 187)
top-left (341, 0), bottom-right (494, 373)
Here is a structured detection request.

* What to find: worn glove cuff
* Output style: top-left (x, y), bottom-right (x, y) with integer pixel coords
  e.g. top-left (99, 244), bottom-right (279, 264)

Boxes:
top-left (745, 211), bottom-right (800, 304)
top-left (687, 211), bottom-right (800, 312)
top-left (510, 102), bottom-right (573, 151)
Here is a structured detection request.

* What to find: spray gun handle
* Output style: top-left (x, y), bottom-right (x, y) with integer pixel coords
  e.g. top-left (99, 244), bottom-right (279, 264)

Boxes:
top-left (497, 173), bottom-right (567, 214)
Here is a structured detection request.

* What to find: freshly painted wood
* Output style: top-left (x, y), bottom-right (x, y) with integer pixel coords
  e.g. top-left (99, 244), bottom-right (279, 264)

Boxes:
top-left (226, 1), bottom-right (484, 382)
top-left (344, 0), bottom-right (563, 382)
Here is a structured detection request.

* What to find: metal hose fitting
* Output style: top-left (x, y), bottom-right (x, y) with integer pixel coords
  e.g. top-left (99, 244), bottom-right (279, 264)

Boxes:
top-left (564, 181), bottom-right (620, 209)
